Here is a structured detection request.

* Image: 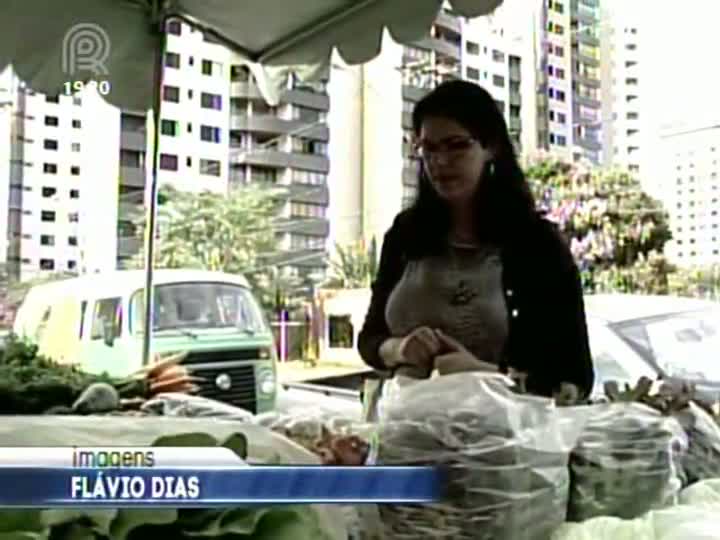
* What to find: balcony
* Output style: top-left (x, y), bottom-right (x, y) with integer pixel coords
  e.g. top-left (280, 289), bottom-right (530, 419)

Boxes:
top-left (274, 217), bottom-right (329, 237)
top-left (574, 70), bottom-right (601, 88)
top-left (575, 136), bottom-right (601, 151)
top-left (574, 51), bottom-right (600, 67)
top-left (509, 117), bottom-right (522, 133)
top-left (119, 166), bottom-right (145, 188)
top-left (574, 93), bottom-right (601, 109)
top-left (573, 5), bottom-right (599, 24)
top-left (509, 92), bottom-right (521, 107)
top-left (230, 114), bottom-right (329, 142)
top-left (120, 130), bottom-right (145, 152)
top-left (415, 37), bottom-right (461, 60)
top-left (231, 149), bottom-right (329, 173)
top-left (269, 247), bottom-right (326, 270)
top-left (230, 82), bottom-right (329, 111)
top-left (435, 10), bottom-right (461, 33)
top-left (402, 85), bottom-right (430, 102)
top-left (286, 183), bottom-right (330, 206)
top-left (574, 31), bottom-right (600, 47)
top-left (509, 66), bottom-right (521, 81)
top-left (402, 111), bottom-right (413, 129)
top-left (117, 237), bottom-right (141, 257)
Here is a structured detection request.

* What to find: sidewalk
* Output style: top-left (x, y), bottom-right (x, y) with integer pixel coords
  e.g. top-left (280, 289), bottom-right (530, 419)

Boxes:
top-left (276, 360), bottom-right (368, 383)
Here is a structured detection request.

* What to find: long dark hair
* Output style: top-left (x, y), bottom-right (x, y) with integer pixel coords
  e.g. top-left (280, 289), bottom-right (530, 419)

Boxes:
top-left (404, 80), bottom-right (538, 257)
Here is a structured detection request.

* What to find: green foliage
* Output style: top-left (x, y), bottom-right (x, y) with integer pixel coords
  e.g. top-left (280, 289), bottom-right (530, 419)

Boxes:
top-left (127, 184), bottom-right (297, 312)
top-left (325, 238), bottom-right (379, 289)
top-left (526, 158), bottom-right (676, 295)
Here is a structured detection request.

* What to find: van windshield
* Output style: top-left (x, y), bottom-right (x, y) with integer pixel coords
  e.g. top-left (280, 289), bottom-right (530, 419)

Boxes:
top-left (130, 282), bottom-right (266, 334)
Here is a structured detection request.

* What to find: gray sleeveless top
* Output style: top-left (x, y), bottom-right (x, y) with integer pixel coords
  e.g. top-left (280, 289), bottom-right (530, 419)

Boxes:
top-left (385, 245), bottom-right (509, 365)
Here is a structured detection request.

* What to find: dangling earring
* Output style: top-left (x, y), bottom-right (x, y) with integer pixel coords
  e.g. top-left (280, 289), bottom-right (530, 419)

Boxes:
top-left (489, 161), bottom-right (495, 176)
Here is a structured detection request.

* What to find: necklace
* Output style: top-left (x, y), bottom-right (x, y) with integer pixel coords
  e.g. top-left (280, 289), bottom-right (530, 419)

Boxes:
top-left (448, 240), bottom-right (480, 306)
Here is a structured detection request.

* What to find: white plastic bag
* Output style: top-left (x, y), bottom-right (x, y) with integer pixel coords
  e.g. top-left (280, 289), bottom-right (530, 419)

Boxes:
top-left (373, 372), bottom-right (573, 540)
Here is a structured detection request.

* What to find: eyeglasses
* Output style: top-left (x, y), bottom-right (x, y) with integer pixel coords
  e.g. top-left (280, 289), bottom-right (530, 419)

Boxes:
top-left (414, 136), bottom-right (478, 161)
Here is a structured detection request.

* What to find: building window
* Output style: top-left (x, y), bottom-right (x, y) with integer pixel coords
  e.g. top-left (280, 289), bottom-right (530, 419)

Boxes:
top-left (557, 112), bottom-right (567, 124)
top-left (290, 202), bottom-right (326, 218)
top-left (555, 68), bottom-right (565, 79)
top-left (160, 119), bottom-right (178, 136)
top-left (40, 259), bottom-right (55, 271)
top-left (200, 125), bottom-right (221, 143)
top-left (68, 212), bottom-right (79, 223)
top-left (44, 116), bottom-right (59, 127)
top-left (626, 44), bottom-right (637, 50)
top-left (466, 67), bottom-right (480, 80)
top-left (43, 139), bottom-right (58, 151)
top-left (42, 187), bottom-right (57, 197)
top-left (167, 20), bottom-right (181, 35)
top-left (492, 74), bottom-right (505, 88)
top-left (554, 45), bottom-right (564, 57)
top-left (552, 1), bottom-right (564, 13)
top-left (70, 189), bottom-right (80, 199)
top-left (41, 210), bottom-right (56, 222)
top-left (71, 142), bottom-right (81, 152)
top-left (73, 97), bottom-right (82, 106)
top-left (626, 78), bottom-right (638, 85)
top-left (162, 85), bottom-right (180, 103)
top-left (46, 95), bottom-right (60, 104)
top-left (200, 159), bottom-right (221, 176)
top-left (68, 260), bottom-right (77, 271)
top-left (466, 41), bottom-right (480, 55)
top-left (43, 163), bottom-right (57, 174)
top-left (201, 92), bottom-right (222, 110)
top-left (165, 52), bottom-right (180, 68)
top-left (292, 169), bottom-right (326, 185)
top-left (186, 157), bottom-right (192, 167)
top-left (557, 135), bottom-right (567, 146)
top-left (293, 137), bottom-right (327, 155)
top-left (201, 59), bottom-right (221, 76)
top-left (231, 65), bottom-right (252, 82)
top-left (159, 153), bottom-right (179, 171)
top-left (40, 235), bottom-right (54, 246)
top-left (72, 119), bottom-right (82, 128)
top-left (492, 50), bottom-right (505, 62)
top-left (68, 236), bottom-right (78, 246)
top-left (70, 165), bottom-right (80, 176)
top-left (495, 100), bottom-right (505, 113)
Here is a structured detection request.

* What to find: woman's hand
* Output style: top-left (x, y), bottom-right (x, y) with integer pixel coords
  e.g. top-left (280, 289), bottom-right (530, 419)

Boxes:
top-left (433, 330), bottom-right (498, 375)
top-left (399, 326), bottom-right (442, 367)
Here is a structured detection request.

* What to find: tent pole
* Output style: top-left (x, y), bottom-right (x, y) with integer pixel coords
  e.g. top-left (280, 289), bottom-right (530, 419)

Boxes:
top-left (141, 17), bottom-right (167, 366)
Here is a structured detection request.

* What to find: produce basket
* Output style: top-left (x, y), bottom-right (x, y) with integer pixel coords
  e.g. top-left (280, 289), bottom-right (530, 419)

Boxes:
top-left (371, 373), bottom-right (573, 540)
top-left (566, 402), bottom-right (687, 521)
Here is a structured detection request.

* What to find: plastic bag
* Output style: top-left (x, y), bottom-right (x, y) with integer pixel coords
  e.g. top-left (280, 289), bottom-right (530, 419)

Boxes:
top-left (373, 373), bottom-right (573, 540)
top-left (671, 402), bottom-right (720, 484)
top-left (140, 392), bottom-right (255, 422)
top-left (566, 402), bottom-right (687, 522)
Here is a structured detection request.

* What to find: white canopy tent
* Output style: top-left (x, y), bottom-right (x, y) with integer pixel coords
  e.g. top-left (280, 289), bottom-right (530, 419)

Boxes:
top-left (0, 0), bottom-right (503, 363)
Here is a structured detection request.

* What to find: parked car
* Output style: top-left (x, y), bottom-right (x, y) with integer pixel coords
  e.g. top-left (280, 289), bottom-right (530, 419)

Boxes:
top-left (584, 294), bottom-right (720, 400)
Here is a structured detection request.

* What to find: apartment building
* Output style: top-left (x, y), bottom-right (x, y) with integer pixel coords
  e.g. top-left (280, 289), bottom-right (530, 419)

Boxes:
top-left (0, 70), bottom-right (119, 281)
top-left (0, 71), bottom-right (12, 266)
top-left (660, 121), bottom-right (720, 267)
top-left (228, 68), bottom-right (330, 277)
top-left (600, 4), bottom-right (648, 191)
top-left (113, 20), bottom-right (331, 278)
top-left (538, 0), bottom-right (603, 164)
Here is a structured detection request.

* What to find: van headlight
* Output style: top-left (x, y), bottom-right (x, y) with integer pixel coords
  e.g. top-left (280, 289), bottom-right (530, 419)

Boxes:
top-left (258, 370), bottom-right (275, 394)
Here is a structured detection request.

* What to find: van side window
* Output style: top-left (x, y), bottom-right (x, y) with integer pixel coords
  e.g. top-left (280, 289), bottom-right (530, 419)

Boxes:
top-left (91, 298), bottom-right (123, 340)
top-left (79, 300), bottom-right (87, 338)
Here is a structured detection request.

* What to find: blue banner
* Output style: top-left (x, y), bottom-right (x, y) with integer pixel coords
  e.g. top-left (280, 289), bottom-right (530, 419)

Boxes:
top-left (0, 466), bottom-right (442, 506)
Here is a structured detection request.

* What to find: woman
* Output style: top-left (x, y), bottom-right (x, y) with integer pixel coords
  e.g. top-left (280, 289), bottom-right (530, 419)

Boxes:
top-left (357, 80), bottom-right (594, 398)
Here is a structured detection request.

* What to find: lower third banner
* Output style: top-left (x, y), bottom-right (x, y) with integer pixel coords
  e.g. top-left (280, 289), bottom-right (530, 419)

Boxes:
top-left (0, 466), bottom-right (442, 506)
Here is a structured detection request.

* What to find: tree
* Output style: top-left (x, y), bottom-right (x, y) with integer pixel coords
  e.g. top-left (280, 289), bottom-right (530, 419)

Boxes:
top-left (325, 238), bottom-right (379, 289)
top-left (127, 184), bottom-right (293, 312)
top-left (525, 158), bottom-right (674, 294)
